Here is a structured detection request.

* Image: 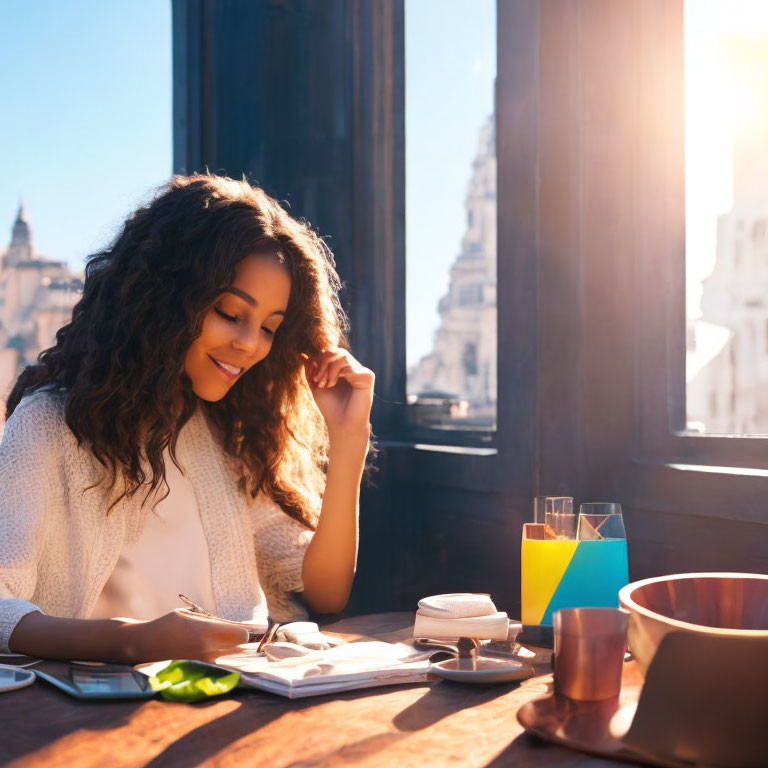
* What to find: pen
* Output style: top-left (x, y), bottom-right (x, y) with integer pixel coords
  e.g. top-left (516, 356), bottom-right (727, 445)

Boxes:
top-left (177, 593), bottom-right (265, 644)
top-left (256, 619), bottom-right (282, 652)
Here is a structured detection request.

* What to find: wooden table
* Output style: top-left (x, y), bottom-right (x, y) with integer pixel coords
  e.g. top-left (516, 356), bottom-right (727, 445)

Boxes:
top-left (0, 612), bottom-right (633, 767)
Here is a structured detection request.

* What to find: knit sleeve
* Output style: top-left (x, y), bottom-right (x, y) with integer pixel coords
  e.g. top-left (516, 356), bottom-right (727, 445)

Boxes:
top-left (251, 495), bottom-right (314, 623)
top-left (0, 392), bottom-right (64, 652)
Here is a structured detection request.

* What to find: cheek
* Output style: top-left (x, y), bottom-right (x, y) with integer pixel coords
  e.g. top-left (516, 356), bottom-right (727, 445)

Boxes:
top-left (183, 340), bottom-right (203, 378)
top-left (195, 314), bottom-right (230, 349)
top-left (185, 317), bottom-right (220, 370)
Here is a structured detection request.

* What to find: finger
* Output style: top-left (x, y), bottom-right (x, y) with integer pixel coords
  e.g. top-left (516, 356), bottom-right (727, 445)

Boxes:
top-left (299, 356), bottom-right (317, 388)
top-left (198, 646), bottom-right (247, 664)
top-left (306, 351), bottom-right (330, 385)
top-left (314, 351), bottom-right (347, 387)
top-left (324, 360), bottom-right (354, 389)
top-left (317, 350), bottom-right (346, 380)
top-left (177, 611), bottom-right (250, 647)
top-left (212, 624), bottom-right (250, 648)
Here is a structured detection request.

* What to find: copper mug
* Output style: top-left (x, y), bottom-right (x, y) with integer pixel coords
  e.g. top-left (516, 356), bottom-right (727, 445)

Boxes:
top-left (553, 607), bottom-right (629, 701)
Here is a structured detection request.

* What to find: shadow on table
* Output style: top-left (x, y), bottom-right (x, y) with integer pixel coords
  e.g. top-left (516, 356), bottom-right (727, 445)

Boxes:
top-left (393, 680), bottom-right (513, 731)
top-left (141, 690), bottom-right (333, 767)
top-left (143, 681), bottom-right (514, 767)
top-left (141, 684), bottom-right (439, 768)
top-left (0, 687), bottom-right (147, 765)
top-left (484, 731), bottom-right (575, 767)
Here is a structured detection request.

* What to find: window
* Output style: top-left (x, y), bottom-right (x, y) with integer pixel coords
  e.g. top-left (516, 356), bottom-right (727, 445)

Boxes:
top-left (463, 343), bottom-right (478, 376)
top-left (405, 0), bottom-right (497, 434)
top-left (458, 284), bottom-right (484, 306)
top-left (0, 1), bottom-right (171, 414)
top-left (685, 0), bottom-right (768, 435)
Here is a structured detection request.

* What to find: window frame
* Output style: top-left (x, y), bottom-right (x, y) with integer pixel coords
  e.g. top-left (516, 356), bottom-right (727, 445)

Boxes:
top-left (393, 0), bottom-right (542, 487)
top-left (400, 0), bottom-right (500, 449)
top-left (635, 0), bottom-right (768, 473)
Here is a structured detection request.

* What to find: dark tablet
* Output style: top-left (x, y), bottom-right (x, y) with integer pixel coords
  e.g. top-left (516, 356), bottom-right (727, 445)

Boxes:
top-left (32, 660), bottom-right (155, 700)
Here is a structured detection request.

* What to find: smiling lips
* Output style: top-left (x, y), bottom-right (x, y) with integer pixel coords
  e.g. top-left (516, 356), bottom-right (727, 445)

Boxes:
top-left (209, 355), bottom-right (244, 379)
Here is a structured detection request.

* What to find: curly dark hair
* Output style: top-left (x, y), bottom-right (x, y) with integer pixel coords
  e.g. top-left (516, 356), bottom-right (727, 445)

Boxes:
top-left (7, 174), bottom-right (349, 528)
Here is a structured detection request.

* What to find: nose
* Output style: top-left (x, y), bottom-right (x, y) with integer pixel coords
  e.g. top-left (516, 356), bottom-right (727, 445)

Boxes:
top-left (231, 323), bottom-right (266, 361)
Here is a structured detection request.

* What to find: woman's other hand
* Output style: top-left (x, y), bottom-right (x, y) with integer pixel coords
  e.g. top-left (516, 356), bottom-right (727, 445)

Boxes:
top-left (300, 347), bottom-right (373, 614)
top-left (121, 609), bottom-right (249, 663)
top-left (305, 347), bottom-right (374, 445)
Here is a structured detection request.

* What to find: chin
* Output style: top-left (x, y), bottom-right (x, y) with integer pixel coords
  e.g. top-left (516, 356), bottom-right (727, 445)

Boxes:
top-left (191, 381), bottom-right (231, 402)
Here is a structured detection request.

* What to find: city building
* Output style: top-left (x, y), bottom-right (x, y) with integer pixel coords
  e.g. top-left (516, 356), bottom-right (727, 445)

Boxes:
top-left (0, 205), bottom-right (83, 410)
top-left (408, 113), bottom-right (497, 427)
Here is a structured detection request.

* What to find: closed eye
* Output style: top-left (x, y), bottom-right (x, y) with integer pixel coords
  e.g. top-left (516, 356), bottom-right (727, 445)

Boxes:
top-left (215, 305), bottom-right (281, 336)
top-left (214, 306), bottom-right (241, 323)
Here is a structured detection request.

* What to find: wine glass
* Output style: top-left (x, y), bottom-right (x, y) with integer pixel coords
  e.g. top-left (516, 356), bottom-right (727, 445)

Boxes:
top-left (578, 502), bottom-right (626, 540)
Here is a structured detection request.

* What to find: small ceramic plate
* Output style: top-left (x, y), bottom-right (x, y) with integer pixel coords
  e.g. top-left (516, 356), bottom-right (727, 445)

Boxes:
top-left (0, 663), bottom-right (36, 693)
top-left (430, 657), bottom-right (535, 684)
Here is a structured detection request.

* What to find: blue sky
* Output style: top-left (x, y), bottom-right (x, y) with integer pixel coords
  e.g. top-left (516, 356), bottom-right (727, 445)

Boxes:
top-left (406, 0), bottom-right (496, 366)
top-left (0, 0), bottom-right (172, 271)
top-left (0, 0), bottom-right (494, 366)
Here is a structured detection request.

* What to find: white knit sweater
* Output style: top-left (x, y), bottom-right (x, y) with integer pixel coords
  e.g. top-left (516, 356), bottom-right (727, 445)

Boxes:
top-left (0, 388), bottom-right (314, 653)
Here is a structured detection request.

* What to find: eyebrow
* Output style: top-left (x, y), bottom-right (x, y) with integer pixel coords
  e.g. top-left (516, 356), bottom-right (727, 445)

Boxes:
top-left (224, 287), bottom-right (286, 317)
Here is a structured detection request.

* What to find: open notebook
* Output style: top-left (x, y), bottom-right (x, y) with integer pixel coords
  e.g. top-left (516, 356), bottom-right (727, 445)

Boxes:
top-left (141, 640), bottom-right (437, 699)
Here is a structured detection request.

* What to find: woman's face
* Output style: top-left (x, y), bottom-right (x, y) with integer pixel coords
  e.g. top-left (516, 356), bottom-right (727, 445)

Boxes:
top-left (184, 253), bottom-right (292, 401)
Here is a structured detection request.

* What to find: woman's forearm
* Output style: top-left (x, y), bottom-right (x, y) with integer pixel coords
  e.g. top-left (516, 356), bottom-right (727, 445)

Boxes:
top-left (301, 433), bottom-right (367, 614)
top-left (9, 610), bottom-right (135, 662)
top-left (10, 609), bottom-right (252, 663)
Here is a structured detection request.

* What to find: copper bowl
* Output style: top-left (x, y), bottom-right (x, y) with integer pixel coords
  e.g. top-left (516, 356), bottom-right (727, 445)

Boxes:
top-left (618, 572), bottom-right (768, 675)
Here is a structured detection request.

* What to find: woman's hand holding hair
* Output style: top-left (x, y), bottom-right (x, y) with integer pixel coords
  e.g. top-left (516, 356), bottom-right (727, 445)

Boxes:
top-left (305, 347), bottom-right (374, 449)
top-left (300, 346), bottom-right (373, 615)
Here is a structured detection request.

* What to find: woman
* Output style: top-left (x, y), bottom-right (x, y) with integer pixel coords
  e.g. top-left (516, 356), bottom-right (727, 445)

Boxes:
top-left (0, 174), bottom-right (374, 663)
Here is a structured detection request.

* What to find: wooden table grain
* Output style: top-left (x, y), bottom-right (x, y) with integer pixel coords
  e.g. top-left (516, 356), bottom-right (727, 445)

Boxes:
top-left (0, 612), bottom-right (633, 768)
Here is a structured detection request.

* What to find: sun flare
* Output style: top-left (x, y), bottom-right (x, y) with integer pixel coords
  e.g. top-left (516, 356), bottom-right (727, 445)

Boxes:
top-left (685, 0), bottom-right (768, 317)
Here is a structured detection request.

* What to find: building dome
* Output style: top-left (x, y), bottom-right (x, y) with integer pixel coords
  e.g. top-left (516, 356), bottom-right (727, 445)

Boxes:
top-left (10, 203), bottom-right (31, 248)
top-left (5, 202), bottom-right (34, 266)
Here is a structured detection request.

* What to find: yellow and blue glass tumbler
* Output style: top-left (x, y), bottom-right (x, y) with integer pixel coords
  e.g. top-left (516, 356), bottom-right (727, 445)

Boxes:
top-left (521, 500), bottom-right (629, 626)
